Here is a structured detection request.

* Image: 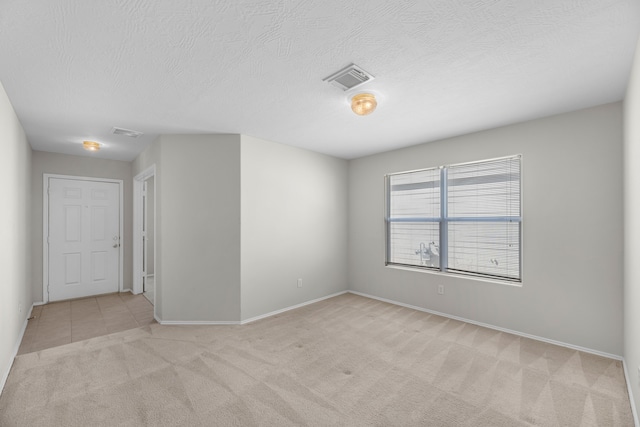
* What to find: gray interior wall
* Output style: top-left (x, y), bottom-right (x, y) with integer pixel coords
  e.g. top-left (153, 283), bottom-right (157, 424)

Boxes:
top-left (349, 102), bottom-right (624, 356)
top-left (132, 139), bottom-right (159, 176)
top-left (31, 151), bottom-right (133, 301)
top-left (0, 81), bottom-right (32, 391)
top-left (240, 135), bottom-right (349, 321)
top-left (624, 35), bottom-right (640, 415)
top-left (156, 134), bottom-right (241, 321)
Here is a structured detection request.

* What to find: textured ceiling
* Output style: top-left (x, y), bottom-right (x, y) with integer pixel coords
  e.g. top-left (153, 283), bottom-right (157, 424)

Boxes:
top-left (0, 0), bottom-right (638, 161)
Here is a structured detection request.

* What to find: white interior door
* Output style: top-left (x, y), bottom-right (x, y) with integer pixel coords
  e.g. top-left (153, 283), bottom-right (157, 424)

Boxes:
top-left (48, 178), bottom-right (120, 301)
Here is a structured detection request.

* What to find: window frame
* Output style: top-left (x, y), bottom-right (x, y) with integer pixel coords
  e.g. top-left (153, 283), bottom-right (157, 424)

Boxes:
top-left (385, 155), bottom-right (522, 283)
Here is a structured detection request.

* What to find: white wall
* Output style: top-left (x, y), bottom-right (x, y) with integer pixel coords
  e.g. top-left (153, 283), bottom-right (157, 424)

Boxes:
top-left (349, 102), bottom-right (624, 356)
top-left (624, 35), bottom-right (640, 415)
top-left (0, 81), bottom-right (32, 392)
top-left (153, 134), bottom-right (241, 322)
top-left (31, 151), bottom-right (133, 301)
top-left (240, 135), bottom-right (349, 320)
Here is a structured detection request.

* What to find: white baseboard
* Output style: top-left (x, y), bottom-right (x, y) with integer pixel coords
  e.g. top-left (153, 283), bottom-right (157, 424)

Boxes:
top-left (1, 303), bottom-right (34, 395)
top-left (623, 359), bottom-right (640, 427)
top-left (152, 311), bottom-right (239, 325)
top-left (157, 320), bottom-right (240, 325)
top-left (240, 290), bottom-right (348, 325)
top-left (347, 290), bottom-right (622, 361)
top-left (150, 291), bottom-right (348, 326)
top-left (153, 311), bottom-right (238, 325)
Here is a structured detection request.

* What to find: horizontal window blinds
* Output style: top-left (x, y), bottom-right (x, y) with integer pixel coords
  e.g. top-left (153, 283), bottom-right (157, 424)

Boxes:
top-left (446, 157), bottom-right (521, 280)
top-left (387, 168), bottom-right (440, 268)
top-left (389, 168), bottom-right (440, 219)
top-left (447, 157), bottom-right (520, 220)
top-left (386, 155), bottom-right (521, 282)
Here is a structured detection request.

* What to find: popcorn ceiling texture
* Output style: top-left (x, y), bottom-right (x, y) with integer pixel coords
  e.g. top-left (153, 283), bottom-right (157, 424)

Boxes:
top-left (0, 0), bottom-right (638, 161)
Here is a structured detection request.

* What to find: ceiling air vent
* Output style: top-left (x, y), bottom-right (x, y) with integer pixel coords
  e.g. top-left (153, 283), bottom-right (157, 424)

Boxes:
top-left (111, 127), bottom-right (143, 138)
top-left (323, 64), bottom-right (374, 91)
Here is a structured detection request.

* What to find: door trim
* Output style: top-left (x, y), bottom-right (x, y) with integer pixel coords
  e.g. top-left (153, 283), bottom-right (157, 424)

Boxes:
top-left (133, 165), bottom-right (156, 297)
top-left (42, 174), bottom-right (124, 303)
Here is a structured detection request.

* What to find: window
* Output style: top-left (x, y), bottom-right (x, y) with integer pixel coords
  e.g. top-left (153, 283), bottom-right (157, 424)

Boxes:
top-left (385, 155), bottom-right (521, 282)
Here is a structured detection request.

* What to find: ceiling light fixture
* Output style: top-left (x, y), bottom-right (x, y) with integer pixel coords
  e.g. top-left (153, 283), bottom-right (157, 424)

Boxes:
top-left (351, 93), bottom-right (377, 116)
top-left (83, 140), bottom-right (101, 152)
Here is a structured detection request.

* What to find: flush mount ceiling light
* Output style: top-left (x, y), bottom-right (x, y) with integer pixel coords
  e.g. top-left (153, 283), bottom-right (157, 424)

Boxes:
top-left (351, 93), bottom-right (377, 116)
top-left (83, 140), bottom-right (100, 151)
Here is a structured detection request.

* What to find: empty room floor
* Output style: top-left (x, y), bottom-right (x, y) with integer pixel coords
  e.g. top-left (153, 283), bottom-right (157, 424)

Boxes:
top-left (1, 293), bottom-right (633, 426)
top-left (17, 292), bottom-right (155, 354)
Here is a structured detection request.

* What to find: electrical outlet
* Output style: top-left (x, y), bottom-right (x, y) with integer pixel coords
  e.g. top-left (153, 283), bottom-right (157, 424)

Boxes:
top-left (437, 285), bottom-right (444, 295)
top-left (297, 278), bottom-right (303, 288)
top-left (19, 303), bottom-right (22, 314)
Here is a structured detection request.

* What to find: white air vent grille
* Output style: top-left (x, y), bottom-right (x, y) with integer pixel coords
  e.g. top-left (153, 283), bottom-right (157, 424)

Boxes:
top-left (324, 64), bottom-right (374, 91)
top-left (111, 127), bottom-right (143, 138)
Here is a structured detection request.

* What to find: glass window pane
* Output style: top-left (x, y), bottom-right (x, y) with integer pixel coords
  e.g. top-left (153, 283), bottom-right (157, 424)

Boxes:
top-left (389, 168), bottom-right (440, 219)
top-left (447, 157), bottom-right (520, 218)
top-left (447, 221), bottom-right (520, 280)
top-left (386, 156), bottom-right (521, 282)
top-left (389, 222), bottom-right (440, 268)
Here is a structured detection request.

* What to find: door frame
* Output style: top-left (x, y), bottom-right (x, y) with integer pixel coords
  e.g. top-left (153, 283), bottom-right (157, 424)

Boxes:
top-left (133, 165), bottom-right (156, 296)
top-left (42, 174), bottom-right (124, 304)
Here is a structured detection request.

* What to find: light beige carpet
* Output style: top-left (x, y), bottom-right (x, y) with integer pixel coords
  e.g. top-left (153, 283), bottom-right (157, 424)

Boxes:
top-left (0, 293), bottom-right (633, 426)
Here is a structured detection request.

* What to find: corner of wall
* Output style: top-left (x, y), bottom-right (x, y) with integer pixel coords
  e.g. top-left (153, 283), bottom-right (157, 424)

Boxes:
top-left (239, 135), bottom-right (349, 321)
top-left (154, 134), bottom-right (241, 322)
top-left (0, 80), bottom-right (33, 395)
top-left (623, 34), bottom-right (640, 425)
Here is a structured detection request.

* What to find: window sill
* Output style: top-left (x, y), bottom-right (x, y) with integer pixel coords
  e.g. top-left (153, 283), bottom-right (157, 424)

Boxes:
top-left (385, 264), bottom-right (523, 288)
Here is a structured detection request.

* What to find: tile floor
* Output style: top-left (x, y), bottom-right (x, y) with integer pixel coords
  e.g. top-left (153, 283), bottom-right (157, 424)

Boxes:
top-left (143, 275), bottom-right (154, 305)
top-left (18, 292), bottom-right (155, 354)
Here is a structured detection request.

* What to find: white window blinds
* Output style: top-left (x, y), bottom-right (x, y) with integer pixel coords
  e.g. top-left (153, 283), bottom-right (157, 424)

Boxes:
top-left (386, 155), bottom-right (521, 282)
top-left (446, 157), bottom-right (521, 280)
top-left (387, 168), bottom-right (441, 268)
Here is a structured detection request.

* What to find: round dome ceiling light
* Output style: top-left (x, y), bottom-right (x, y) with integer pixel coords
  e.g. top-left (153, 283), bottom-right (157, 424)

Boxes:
top-left (351, 93), bottom-right (377, 116)
top-left (83, 140), bottom-right (101, 152)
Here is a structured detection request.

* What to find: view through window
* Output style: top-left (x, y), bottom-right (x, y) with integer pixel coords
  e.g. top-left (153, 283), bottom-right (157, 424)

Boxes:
top-left (385, 155), bottom-right (521, 282)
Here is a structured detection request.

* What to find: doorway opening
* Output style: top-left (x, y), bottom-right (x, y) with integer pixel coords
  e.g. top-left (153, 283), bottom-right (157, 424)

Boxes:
top-left (133, 165), bottom-right (156, 308)
top-left (142, 176), bottom-right (155, 303)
